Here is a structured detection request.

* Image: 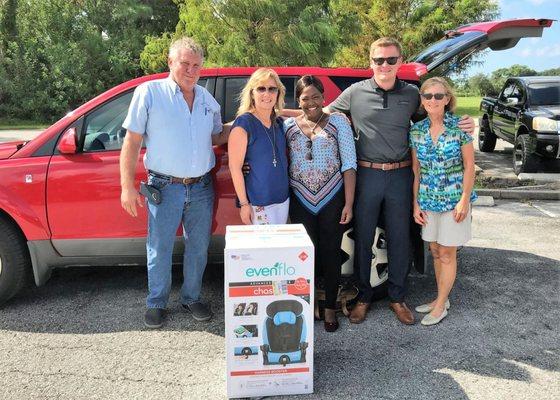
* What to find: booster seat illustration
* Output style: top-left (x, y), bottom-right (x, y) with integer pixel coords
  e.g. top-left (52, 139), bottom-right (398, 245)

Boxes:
top-left (260, 300), bottom-right (308, 366)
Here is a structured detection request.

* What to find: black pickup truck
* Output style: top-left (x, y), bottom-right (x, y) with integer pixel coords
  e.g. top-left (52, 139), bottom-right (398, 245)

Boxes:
top-left (479, 76), bottom-right (560, 174)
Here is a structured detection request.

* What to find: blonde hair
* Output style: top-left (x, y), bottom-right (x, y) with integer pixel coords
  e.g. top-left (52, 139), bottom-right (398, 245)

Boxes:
top-left (370, 37), bottom-right (402, 58)
top-left (419, 77), bottom-right (457, 113)
top-left (236, 68), bottom-right (285, 117)
top-left (168, 36), bottom-right (204, 62)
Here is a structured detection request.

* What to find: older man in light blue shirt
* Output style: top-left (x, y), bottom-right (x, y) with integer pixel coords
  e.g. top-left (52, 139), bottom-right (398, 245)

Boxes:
top-left (120, 37), bottom-right (228, 329)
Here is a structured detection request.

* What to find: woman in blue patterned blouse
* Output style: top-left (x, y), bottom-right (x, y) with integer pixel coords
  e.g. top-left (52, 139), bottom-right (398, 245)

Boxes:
top-left (409, 77), bottom-right (477, 326)
top-left (285, 75), bottom-right (357, 332)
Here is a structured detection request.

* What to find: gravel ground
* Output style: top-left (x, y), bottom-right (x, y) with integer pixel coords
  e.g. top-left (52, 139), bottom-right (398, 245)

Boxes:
top-left (0, 200), bottom-right (558, 399)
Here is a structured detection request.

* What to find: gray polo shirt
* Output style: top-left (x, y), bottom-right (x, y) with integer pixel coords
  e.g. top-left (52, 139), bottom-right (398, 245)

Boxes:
top-left (329, 78), bottom-right (420, 163)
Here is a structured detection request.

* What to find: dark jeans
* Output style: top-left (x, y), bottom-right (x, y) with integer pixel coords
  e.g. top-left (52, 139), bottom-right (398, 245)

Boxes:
top-left (353, 166), bottom-right (412, 303)
top-left (289, 189), bottom-right (346, 309)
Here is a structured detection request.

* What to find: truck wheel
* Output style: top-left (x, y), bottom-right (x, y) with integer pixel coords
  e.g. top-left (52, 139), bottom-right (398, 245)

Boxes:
top-left (478, 118), bottom-right (497, 152)
top-left (0, 217), bottom-right (30, 306)
top-left (513, 135), bottom-right (539, 174)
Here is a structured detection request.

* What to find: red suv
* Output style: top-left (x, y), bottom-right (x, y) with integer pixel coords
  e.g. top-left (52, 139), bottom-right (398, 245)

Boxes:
top-left (0, 19), bottom-right (552, 304)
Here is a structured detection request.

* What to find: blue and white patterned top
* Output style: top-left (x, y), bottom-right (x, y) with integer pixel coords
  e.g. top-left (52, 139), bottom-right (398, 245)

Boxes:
top-left (284, 114), bottom-right (357, 214)
top-left (409, 112), bottom-right (477, 212)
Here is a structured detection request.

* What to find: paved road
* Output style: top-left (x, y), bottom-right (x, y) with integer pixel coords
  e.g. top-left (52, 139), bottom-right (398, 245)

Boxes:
top-left (1, 200), bottom-right (558, 399)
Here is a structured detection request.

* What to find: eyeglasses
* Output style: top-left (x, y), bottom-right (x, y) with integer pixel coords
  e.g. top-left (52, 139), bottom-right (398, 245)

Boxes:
top-left (421, 92), bottom-right (447, 100)
top-left (255, 86), bottom-right (279, 93)
top-left (371, 56), bottom-right (400, 66)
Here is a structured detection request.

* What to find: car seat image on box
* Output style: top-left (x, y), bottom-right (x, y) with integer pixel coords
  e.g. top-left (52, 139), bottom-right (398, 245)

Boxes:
top-left (260, 300), bottom-right (308, 366)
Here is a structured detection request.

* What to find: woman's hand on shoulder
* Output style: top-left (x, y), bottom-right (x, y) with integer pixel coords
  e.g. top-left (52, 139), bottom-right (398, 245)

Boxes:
top-left (457, 115), bottom-right (475, 135)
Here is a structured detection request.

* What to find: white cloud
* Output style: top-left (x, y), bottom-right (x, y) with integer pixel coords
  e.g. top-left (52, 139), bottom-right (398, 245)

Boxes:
top-left (517, 43), bottom-right (560, 58)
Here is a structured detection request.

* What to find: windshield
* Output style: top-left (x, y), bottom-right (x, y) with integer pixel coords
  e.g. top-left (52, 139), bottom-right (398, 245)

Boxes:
top-left (529, 83), bottom-right (560, 106)
top-left (409, 31), bottom-right (486, 67)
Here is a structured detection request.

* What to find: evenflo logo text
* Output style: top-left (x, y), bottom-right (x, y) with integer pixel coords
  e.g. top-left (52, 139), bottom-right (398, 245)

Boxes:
top-left (244, 262), bottom-right (296, 277)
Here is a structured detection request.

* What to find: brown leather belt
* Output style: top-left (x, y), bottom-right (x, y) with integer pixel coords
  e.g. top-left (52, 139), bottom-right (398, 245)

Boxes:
top-left (358, 160), bottom-right (412, 170)
top-left (148, 170), bottom-right (204, 185)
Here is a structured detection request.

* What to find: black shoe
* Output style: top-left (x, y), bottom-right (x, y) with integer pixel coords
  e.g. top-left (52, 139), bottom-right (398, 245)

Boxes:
top-left (144, 308), bottom-right (165, 329)
top-left (182, 301), bottom-right (212, 322)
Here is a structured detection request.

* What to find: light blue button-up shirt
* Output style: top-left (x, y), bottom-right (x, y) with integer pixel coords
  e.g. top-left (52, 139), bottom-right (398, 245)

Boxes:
top-left (123, 77), bottom-right (223, 178)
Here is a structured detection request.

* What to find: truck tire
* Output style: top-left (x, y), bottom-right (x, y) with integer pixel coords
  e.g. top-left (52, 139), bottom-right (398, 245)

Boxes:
top-left (478, 117), bottom-right (497, 152)
top-left (513, 135), bottom-right (539, 174)
top-left (0, 216), bottom-right (30, 306)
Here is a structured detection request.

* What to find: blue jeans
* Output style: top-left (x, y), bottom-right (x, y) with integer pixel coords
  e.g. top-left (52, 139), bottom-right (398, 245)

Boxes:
top-left (145, 173), bottom-right (214, 309)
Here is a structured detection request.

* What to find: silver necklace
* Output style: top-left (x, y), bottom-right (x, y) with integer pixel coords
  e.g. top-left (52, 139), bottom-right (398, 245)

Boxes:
top-left (303, 112), bottom-right (325, 136)
top-left (260, 119), bottom-right (278, 167)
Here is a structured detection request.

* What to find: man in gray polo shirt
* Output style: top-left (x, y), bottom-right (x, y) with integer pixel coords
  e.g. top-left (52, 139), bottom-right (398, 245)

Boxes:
top-left (328, 37), bottom-right (473, 325)
top-left (120, 37), bottom-right (229, 329)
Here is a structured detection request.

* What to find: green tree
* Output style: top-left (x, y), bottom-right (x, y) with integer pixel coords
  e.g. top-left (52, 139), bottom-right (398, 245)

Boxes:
top-left (0, 0), bottom-right (178, 121)
top-left (467, 73), bottom-right (498, 96)
top-left (539, 67), bottom-right (560, 76)
top-left (140, 0), bottom-right (340, 73)
top-left (331, 0), bottom-right (499, 68)
top-left (490, 64), bottom-right (537, 91)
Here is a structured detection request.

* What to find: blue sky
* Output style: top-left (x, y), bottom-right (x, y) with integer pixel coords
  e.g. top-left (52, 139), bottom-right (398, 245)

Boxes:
top-left (464, 0), bottom-right (560, 76)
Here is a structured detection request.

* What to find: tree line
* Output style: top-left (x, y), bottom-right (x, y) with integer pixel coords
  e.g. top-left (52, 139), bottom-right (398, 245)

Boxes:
top-left (455, 65), bottom-right (560, 97)
top-left (1, 0), bottom-right (497, 123)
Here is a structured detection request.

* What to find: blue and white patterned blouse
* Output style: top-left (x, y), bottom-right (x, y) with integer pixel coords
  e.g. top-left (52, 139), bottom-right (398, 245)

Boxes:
top-left (409, 112), bottom-right (477, 212)
top-left (284, 114), bottom-right (357, 214)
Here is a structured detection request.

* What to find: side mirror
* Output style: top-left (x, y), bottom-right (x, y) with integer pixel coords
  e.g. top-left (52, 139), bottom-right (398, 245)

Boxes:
top-left (57, 127), bottom-right (78, 154)
top-left (506, 97), bottom-right (519, 106)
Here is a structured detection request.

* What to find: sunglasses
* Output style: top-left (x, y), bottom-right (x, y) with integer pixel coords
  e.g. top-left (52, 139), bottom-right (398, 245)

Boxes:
top-left (421, 92), bottom-right (447, 100)
top-left (255, 86), bottom-right (279, 93)
top-left (371, 56), bottom-right (400, 66)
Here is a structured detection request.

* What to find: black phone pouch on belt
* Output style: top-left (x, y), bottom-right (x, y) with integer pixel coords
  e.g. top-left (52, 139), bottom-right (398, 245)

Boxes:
top-left (140, 181), bottom-right (162, 205)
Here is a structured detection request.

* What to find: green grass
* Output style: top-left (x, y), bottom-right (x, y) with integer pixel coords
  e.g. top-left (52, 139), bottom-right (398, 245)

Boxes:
top-left (455, 96), bottom-right (482, 118)
top-left (0, 118), bottom-right (49, 130)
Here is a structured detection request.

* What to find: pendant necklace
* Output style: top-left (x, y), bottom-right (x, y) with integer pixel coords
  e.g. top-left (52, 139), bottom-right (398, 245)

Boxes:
top-left (261, 119), bottom-right (278, 167)
top-left (303, 112), bottom-right (325, 137)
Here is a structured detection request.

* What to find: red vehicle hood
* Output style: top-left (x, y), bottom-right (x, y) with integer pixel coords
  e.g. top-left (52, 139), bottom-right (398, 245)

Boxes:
top-left (0, 141), bottom-right (26, 159)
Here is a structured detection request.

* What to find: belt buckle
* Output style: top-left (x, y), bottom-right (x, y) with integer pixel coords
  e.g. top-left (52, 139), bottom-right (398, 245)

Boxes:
top-left (182, 177), bottom-right (190, 185)
top-left (382, 163), bottom-right (388, 171)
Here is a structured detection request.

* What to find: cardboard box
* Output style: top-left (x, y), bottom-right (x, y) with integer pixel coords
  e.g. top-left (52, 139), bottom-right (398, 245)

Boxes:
top-left (225, 224), bottom-right (314, 399)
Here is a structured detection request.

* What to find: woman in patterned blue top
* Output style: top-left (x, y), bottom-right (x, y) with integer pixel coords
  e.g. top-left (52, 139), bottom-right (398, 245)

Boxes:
top-left (409, 77), bottom-right (477, 326)
top-left (285, 75), bottom-right (357, 332)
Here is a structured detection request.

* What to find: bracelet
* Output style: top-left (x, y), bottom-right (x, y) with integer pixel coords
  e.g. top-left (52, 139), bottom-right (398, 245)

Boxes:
top-left (239, 201), bottom-right (250, 207)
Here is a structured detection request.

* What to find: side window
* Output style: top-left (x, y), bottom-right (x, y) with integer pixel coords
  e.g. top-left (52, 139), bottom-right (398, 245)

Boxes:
top-left (499, 83), bottom-right (515, 103)
top-left (330, 76), bottom-right (364, 92)
top-left (197, 78), bottom-right (208, 88)
top-left (223, 76), bottom-right (299, 122)
top-left (224, 77), bottom-right (248, 122)
top-left (82, 91), bottom-right (134, 152)
top-left (513, 83), bottom-right (525, 103)
top-left (280, 77), bottom-right (297, 110)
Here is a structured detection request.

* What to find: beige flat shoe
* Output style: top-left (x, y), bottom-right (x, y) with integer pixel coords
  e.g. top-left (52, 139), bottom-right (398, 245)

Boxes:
top-left (415, 299), bottom-right (450, 313)
top-left (421, 308), bottom-right (448, 326)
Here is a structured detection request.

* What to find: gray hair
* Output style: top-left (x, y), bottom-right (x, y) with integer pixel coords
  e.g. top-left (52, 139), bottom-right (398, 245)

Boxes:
top-left (168, 37), bottom-right (205, 62)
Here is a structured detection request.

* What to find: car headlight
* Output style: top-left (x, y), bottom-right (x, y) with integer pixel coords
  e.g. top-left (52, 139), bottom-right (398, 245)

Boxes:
top-left (533, 117), bottom-right (560, 132)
